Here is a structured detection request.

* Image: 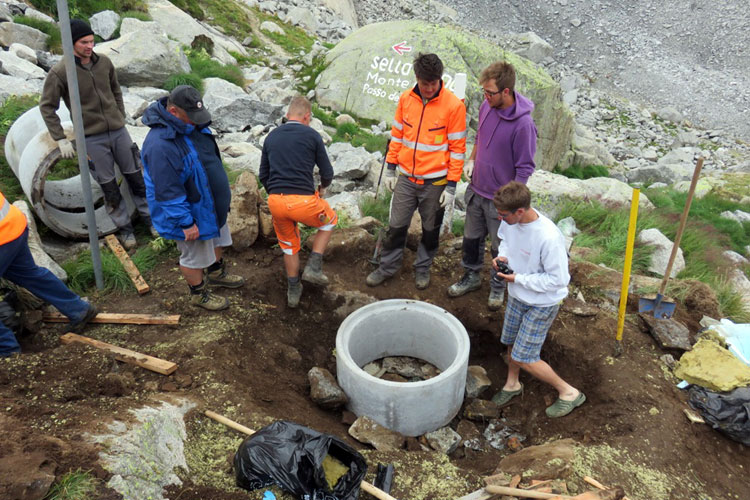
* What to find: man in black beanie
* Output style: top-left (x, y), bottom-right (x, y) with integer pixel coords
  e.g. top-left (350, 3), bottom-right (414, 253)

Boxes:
top-left (40, 19), bottom-right (154, 250)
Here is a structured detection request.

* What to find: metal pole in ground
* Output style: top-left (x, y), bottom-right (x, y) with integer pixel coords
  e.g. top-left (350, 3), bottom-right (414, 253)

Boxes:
top-left (55, 0), bottom-right (104, 289)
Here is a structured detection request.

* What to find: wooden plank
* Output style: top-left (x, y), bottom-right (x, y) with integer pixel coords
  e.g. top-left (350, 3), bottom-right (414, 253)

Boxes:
top-left (44, 312), bottom-right (180, 325)
top-left (105, 234), bottom-right (150, 295)
top-left (60, 333), bottom-right (177, 375)
top-left (455, 488), bottom-right (494, 500)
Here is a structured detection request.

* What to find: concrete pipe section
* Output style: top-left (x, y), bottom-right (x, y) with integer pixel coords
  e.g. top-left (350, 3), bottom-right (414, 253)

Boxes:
top-left (336, 299), bottom-right (470, 437)
top-left (4, 106), bottom-right (136, 239)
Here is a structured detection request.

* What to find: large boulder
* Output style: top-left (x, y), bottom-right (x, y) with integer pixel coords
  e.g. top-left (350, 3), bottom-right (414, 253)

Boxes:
top-left (316, 20), bottom-right (574, 172)
top-left (0, 49), bottom-right (45, 79)
top-left (320, 0), bottom-right (358, 29)
top-left (527, 170), bottom-right (653, 219)
top-left (96, 18), bottom-right (190, 87)
top-left (637, 228), bottom-right (685, 278)
top-left (226, 172), bottom-right (260, 251)
top-left (201, 78), bottom-right (284, 132)
top-left (145, 0), bottom-right (246, 65)
top-left (0, 74), bottom-right (43, 106)
top-left (0, 22), bottom-right (48, 51)
top-left (90, 10), bottom-right (121, 41)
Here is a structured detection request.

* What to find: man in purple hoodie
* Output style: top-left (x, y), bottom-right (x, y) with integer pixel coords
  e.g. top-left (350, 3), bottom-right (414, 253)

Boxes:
top-left (447, 62), bottom-right (537, 310)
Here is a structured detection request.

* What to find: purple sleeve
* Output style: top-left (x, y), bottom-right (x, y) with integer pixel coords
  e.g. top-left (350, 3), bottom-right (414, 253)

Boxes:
top-left (513, 118), bottom-right (537, 184)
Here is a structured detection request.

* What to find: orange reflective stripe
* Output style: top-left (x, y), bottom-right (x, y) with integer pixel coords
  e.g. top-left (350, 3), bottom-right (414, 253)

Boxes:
top-left (0, 192), bottom-right (28, 245)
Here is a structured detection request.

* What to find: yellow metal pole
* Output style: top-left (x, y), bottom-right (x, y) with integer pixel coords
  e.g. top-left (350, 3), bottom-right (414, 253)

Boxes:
top-left (615, 188), bottom-right (640, 355)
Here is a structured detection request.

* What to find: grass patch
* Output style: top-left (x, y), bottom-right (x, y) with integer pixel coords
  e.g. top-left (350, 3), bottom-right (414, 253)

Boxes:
top-left (451, 217), bottom-right (465, 237)
top-left (228, 50), bottom-right (264, 67)
top-left (186, 48), bottom-right (245, 88)
top-left (13, 16), bottom-right (61, 53)
top-left (332, 123), bottom-right (388, 154)
top-left (295, 55), bottom-right (328, 94)
top-left (312, 104), bottom-right (338, 128)
top-left (254, 7), bottom-right (315, 54)
top-left (164, 73), bottom-right (204, 93)
top-left (46, 159), bottom-right (80, 181)
top-left (62, 237), bottom-right (176, 295)
top-left (1, 95), bottom-right (40, 200)
top-left (359, 191), bottom-right (392, 226)
top-left (561, 189), bottom-right (750, 321)
top-left (554, 163), bottom-right (609, 180)
top-left (28, 0), bottom-right (148, 20)
top-left (44, 469), bottom-right (96, 500)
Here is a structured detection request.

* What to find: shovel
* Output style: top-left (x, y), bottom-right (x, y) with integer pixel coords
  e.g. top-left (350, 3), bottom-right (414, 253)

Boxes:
top-left (638, 157), bottom-right (703, 318)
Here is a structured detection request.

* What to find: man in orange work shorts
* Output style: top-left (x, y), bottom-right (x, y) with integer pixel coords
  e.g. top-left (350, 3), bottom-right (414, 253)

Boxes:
top-left (260, 96), bottom-right (337, 308)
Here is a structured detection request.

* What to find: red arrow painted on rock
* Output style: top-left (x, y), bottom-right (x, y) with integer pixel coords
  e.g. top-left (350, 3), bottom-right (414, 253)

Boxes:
top-left (392, 41), bottom-right (412, 56)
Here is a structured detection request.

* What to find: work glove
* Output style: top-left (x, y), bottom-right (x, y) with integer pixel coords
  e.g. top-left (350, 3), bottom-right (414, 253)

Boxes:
top-left (463, 159), bottom-right (474, 179)
top-left (384, 166), bottom-right (398, 191)
top-left (57, 138), bottom-right (75, 159)
top-left (439, 185), bottom-right (456, 208)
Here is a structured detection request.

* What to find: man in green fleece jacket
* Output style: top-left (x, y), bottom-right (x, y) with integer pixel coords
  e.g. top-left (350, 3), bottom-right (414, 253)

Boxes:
top-left (40, 19), bottom-right (153, 250)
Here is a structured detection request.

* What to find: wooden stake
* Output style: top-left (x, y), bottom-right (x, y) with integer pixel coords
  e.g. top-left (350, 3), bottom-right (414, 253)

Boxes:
top-left (44, 311), bottom-right (180, 325)
top-left (583, 476), bottom-right (631, 500)
top-left (61, 333), bottom-right (177, 375)
top-left (485, 485), bottom-right (574, 499)
top-left (203, 410), bottom-right (399, 500)
top-left (455, 488), bottom-right (494, 500)
top-left (105, 234), bottom-right (150, 294)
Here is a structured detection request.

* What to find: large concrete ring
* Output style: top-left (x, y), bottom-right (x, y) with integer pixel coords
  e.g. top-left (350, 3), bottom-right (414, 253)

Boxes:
top-left (336, 299), bottom-right (470, 437)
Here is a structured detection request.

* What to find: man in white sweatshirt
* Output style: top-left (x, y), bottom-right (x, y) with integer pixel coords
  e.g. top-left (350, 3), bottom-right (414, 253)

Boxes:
top-left (489, 181), bottom-right (585, 418)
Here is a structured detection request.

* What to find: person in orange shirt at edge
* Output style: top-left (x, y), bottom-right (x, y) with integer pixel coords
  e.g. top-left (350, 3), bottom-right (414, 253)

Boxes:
top-left (259, 96), bottom-right (338, 308)
top-left (366, 52), bottom-right (467, 290)
top-left (0, 190), bottom-right (97, 357)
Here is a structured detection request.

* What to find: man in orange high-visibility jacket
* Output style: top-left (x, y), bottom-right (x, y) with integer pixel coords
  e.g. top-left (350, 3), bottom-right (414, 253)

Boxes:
top-left (366, 53), bottom-right (467, 290)
top-left (0, 191), bottom-right (97, 356)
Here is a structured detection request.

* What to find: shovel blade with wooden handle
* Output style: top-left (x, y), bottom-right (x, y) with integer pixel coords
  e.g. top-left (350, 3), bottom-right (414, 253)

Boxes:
top-left (638, 157), bottom-right (703, 319)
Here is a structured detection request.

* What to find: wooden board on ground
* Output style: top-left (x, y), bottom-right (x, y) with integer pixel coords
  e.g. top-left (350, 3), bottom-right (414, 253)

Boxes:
top-left (105, 234), bottom-right (150, 295)
top-left (44, 312), bottom-right (180, 325)
top-left (60, 333), bottom-right (177, 375)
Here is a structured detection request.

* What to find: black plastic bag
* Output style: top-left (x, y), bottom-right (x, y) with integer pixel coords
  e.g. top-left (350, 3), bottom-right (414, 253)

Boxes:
top-left (234, 420), bottom-right (367, 500)
top-left (689, 385), bottom-right (750, 446)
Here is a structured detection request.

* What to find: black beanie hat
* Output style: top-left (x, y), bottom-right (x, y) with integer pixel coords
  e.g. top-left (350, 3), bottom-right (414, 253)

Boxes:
top-left (70, 19), bottom-right (94, 43)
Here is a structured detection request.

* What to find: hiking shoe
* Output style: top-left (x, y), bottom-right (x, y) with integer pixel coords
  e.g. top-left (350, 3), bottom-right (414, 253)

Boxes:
top-left (447, 270), bottom-right (481, 297)
top-left (366, 269), bottom-right (390, 287)
top-left (491, 383), bottom-right (523, 407)
top-left (546, 392), bottom-right (586, 418)
top-left (190, 285), bottom-right (229, 311)
top-left (207, 261), bottom-right (245, 288)
top-left (287, 282), bottom-right (303, 308)
top-left (301, 263), bottom-right (329, 286)
top-left (415, 270), bottom-right (431, 290)
top-left (120, 231), bottom-right (137, 250)
top-left (488, 288), bottom-right (505, 311)
top-left (70, 303), bottom-right (98, 333)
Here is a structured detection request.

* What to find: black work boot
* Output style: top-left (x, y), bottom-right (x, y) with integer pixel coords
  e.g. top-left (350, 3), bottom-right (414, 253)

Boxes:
top-left (301, 252), bottom-right (329, 286)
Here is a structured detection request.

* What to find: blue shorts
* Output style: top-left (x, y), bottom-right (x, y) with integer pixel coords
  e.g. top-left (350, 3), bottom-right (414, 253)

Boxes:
top-left (501, 296), bottom-right (560, 363)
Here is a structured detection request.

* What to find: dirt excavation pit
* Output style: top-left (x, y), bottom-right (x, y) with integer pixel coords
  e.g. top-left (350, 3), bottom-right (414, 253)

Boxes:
top-left (2, 245), bottom-right (750, 500)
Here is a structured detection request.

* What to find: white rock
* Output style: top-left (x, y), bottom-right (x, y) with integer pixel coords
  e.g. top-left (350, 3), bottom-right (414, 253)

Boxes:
top-left (0, 21), bottom-right (48, 51)
top-left (90, 10), bottom-right (121, 41)
top-left (23, 7), bottom-right (55, 24)
top-left (9, 42), bottom-right (37, 64)
top-left (287, 6), bottom-right (318, 32)
top-left (260, 21), bottom-right (284, 35)
top-left (0, 49), bottom-right (45, 79)
top-left (637, 228), bottom-right (684, 278)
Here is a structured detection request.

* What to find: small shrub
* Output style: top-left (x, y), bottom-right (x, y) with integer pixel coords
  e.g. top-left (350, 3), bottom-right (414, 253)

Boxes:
top-left (332, 122), bottom-right (388, 154)
top-left (451, 217), bottom-right (465, 237)
top-left (312, 104), bottom-right (338, 128)
top-left (164, 73), bottom-right (204, 93)
top-left (186, 49), bottom-right (244, 88)
top-left (359, 191), bottom-right (391, 226)
top-left (254, 7), bottom-right (314, 54)
top-left (554, 163), bottom-right (609, 180)
top-left (45, 469), bottom-right (96, 500)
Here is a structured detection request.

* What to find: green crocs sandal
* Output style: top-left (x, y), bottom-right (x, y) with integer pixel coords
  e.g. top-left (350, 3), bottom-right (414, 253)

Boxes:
top-left (491, 383), bottom-right (523, 406)
top-left (546, 392), bottom-right (586, 418)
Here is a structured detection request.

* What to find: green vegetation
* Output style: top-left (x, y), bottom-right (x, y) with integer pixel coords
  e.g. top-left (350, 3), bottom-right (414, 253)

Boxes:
top-left (46, 159), bottom-right (80, 181)
top-left (228, 50), bottom-right (264, 67)
top-left (63, 237), bottom-right (176, 295)
top-left (332, 123), bottom-right (389, 154)
top-left (254, 7), bottom-right (315, 54)
top-left (451, 217), bottom-right (465, 237)
top-left (312, 104), bottom-right (337, 128)
top-left (169, 0), bottom-right (204, 20)
top-left (44, 469), bottom-right (96, 500)
top-left (359, 191), bottom-right (392, 226)
top-left (164, 72), bottom-right (204, 93)
top-left (560, 188), bottom-right (750, 321)
top-left (29, 0), bottom-right (147, 21)
top-left (186, 48), bottom-right (245, 88)
top-left (1, 95), bottom-right (40, 200)
top-left (295, 55), bottom-right (328, 94)
top-left (554, 163), bottom-right (609, 180)
top-left (13, 16), bottom-right (61, 53)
